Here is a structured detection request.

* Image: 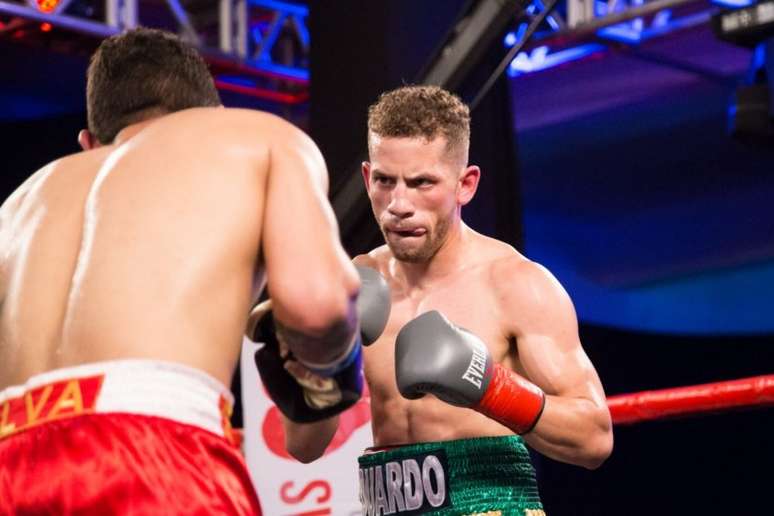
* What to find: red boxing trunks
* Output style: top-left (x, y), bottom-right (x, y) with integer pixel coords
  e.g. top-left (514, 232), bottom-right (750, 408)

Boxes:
top-left (0, 360), bottom-right (262, 515)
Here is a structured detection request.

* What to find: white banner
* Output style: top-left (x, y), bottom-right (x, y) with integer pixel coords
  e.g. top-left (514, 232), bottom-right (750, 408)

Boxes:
top-left (240, 339), bottom-right (372, 516)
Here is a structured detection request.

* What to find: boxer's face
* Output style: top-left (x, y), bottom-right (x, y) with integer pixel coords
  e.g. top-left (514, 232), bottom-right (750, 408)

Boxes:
top-left (363, 134), bottom-right (479, 263)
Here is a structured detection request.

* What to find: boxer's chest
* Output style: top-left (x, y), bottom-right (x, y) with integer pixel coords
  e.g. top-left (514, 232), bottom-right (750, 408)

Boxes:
top-left (364, 271), bottom-right (513, 387)
top-left (402, 282), bottom-right (506, 353)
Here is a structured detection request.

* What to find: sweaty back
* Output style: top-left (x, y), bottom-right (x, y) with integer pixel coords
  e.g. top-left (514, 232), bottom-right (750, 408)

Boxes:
top-left (0, 108), bottom-right (271, 389)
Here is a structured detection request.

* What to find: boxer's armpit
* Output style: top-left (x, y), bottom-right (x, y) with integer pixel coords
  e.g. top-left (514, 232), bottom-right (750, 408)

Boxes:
top-left (274, 310), bottom-right (357, 366)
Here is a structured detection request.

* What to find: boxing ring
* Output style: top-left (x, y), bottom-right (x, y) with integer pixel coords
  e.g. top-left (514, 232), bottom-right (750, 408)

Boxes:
top-left (238, 341), bottom-right (774, 515)
top-left (608, 374), bottom-right (774, 425)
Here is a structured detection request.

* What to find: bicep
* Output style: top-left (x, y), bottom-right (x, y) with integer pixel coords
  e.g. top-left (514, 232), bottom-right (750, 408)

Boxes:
top-left (509, 265), bottom-right (607, 407)
top-left (518, 331), bottom-right (607, 408)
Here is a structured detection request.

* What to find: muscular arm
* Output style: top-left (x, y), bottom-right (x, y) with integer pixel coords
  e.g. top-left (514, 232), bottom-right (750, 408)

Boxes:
top-left (261, 117), bottom-right (360, 363)
top-left (279, 253), bottom-right (381, 462)
top-left (502, 260), bottom-right (613, 469)
top-left (282, 414), bottom-right (340, 463)
top-left (262, 320), bottom-right (346, 463)
top-left (257, 117), bottom-right (359, 461)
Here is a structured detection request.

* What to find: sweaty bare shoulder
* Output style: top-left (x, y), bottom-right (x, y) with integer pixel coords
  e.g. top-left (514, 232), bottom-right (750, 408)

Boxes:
top-left (491, 252), bottom-right (559, 301)
top-left (147, 107), bottom-right (325, 193)
top-left (266, 118), bottom-right (328, 192)
top-left (353, 246), bottom-right (388, 267)
top-left (0, 160), bottom-right (55, 215)
top-left (353, 246), bottom-right (391, 276)
top-left (0, 163), bottom-right (50, 303)
top-left (0, 153), bottom-right (87, 266)
top-left (490, 253), bottom-right (577, 341)
top-left (217, 108), bottom-right (328, 193)
top-left (473, 230), bottom-right (521, 258)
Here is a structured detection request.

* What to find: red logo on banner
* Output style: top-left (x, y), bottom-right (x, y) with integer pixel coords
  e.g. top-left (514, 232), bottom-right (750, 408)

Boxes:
top-left (262, 384), bottom-right (371, 460)
top-left (281, 479), bottom-right (333, 515)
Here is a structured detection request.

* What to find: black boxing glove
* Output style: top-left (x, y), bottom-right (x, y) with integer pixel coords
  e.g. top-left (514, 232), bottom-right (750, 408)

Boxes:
top-left (251, 300), bottom-right (364, 423)
top-left (247, 265), bottom-right (390, 422)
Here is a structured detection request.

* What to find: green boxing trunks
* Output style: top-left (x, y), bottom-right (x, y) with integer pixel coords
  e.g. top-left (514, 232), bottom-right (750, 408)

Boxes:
top-left (357, 435), bottom-right (545, 516)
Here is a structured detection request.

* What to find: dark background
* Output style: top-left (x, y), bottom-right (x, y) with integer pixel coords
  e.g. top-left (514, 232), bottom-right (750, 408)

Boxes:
top-left (1, 1), bottom-right (772, 514)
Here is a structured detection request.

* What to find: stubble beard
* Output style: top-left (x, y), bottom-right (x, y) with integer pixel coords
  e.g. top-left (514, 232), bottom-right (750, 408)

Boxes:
top-left (381, 209), bottom-right (454, 264)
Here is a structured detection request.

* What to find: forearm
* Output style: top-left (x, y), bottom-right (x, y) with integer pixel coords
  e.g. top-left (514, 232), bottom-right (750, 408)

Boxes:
top-left (274, 303), bottom-right (359, 370)
top-left (282, 414), bottom-right (340, 463)
top-left (522, 395), bottom-right (612, 469)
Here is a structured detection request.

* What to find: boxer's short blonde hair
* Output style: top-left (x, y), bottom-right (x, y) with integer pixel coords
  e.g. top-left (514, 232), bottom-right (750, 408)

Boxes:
top-left (367, 85), bottom-right (471, 167)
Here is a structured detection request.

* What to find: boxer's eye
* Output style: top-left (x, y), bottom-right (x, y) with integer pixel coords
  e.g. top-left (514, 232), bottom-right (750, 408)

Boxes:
top-left (374, 176), bottom-right (395, 186)
top-left (408, 178), bottom-right (434, 188)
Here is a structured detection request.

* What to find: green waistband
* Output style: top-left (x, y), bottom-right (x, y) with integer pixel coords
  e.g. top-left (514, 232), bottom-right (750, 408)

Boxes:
top-left (358, 435), bottom-right (543, 516)
top-left (360, 435), bottom-right (527, 465)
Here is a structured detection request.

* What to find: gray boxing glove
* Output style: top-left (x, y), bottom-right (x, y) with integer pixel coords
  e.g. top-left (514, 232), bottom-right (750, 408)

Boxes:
top-left (395, 310), bottom-right (545, 434)
top-left (354, 265), bottom-right (391, 346)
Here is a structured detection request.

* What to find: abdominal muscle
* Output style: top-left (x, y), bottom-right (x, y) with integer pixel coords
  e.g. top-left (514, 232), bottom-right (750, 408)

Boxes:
top-left (370, 393), bottom-right (513, 446)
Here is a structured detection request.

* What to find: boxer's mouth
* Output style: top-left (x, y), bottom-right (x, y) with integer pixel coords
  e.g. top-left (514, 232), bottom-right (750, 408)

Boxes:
top-left (387, 227), bottom-right (426, 238)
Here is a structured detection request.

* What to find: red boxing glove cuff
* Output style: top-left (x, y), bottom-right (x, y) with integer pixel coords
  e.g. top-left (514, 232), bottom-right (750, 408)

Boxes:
top-left (475, 365), bottom-right (546, 434)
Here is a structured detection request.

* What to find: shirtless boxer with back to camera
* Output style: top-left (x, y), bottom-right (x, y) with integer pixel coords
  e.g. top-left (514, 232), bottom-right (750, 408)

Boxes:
top-left (0, 28), bottom-right (369, 514)
top-left (283, 86), bottom-right (614, 516)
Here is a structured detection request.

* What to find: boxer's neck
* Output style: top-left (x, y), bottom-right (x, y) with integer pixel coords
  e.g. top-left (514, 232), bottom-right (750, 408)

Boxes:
top-left (113, 119), bottom-right (161, 146)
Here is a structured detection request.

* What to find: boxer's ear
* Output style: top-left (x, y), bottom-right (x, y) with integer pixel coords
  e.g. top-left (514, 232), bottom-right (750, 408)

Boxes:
top-left (78, 129), bottom-right (100, 151)
top-left (361, 161), bottom-right (372, 194)
top-left (457, 165), bottom-right (480, 206)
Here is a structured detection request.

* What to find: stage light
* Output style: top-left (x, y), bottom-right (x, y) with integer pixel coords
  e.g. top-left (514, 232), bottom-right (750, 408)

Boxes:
top-left (36, 0), bottom-right (61, 14)
top-left (712, 0), bottom-right (774, 47)
top-left (504, 31), bottom-right (517, 47)
top-left (713, 1), bottom-right (774, 145)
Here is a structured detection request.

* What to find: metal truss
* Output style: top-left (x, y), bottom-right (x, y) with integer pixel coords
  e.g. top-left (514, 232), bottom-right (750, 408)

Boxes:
top-left (0, 0), bottom-right (740, 93)
top-left (0, 0), bottom-right (309, 104)
top-left (506, 0), bottom-right (714, 75)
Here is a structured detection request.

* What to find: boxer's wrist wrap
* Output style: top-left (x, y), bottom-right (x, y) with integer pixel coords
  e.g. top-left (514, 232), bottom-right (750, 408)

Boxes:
top-left (475, 364), bottom-right (546, 435)
top-left (296, 332), bottom-right (362, 377)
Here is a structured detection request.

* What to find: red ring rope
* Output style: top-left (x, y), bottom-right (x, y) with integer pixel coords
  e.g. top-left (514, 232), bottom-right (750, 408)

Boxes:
top-left (607, 374), bottom-right (774, 425)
